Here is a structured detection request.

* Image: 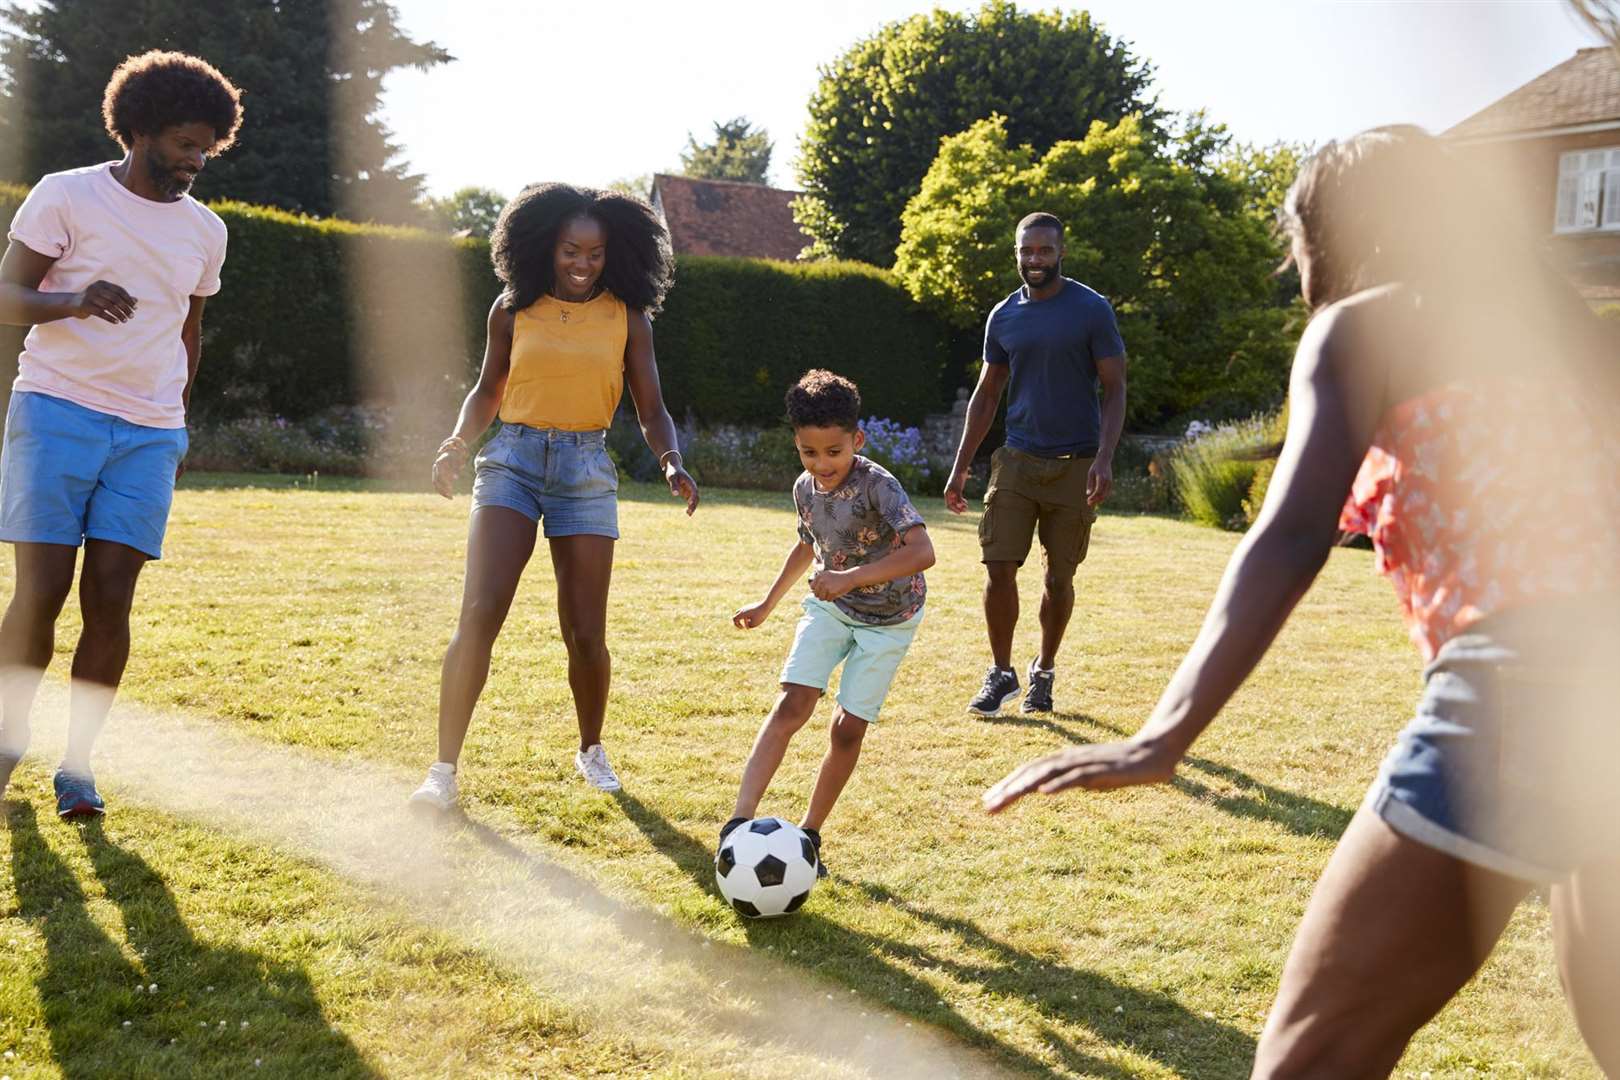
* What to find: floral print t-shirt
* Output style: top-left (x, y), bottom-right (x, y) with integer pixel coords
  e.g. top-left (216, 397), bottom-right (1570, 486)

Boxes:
top-left (794, 456), bottom-right (927, 626)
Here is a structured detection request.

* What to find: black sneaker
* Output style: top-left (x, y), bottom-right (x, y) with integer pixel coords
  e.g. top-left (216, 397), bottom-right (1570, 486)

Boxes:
top-left (802, 826), bottom-right (828, 879)
top-left (1022, 660), bottom-right (1055, 713)
top-left (967, 666), bottom-right (1021, 716)
top-left (719, 816), bottom-right (748, 843)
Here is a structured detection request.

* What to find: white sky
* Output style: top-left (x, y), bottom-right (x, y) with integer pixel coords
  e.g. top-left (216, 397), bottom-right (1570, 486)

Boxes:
top-left (381, 0), bottom-right (1603, 198)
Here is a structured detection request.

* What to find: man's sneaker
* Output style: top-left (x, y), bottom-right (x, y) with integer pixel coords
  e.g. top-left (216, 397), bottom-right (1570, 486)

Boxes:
top-left (53, 768), bottom-right (105, 818)
top-left (967, 666), bottom-right (1021, 716)
top-left (574, 744), bottom-right (622, 792)
top-left (409, 762), bottom-right (459, 813)
top-left (802, 826), bottom-right (829, 879)
top-left (1023, 659), bottom-right (1055, 714)
top-left (0, 752), bottom-right (19, 799)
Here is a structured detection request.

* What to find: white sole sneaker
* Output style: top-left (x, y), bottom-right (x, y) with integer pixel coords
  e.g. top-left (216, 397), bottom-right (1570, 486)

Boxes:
top-left (966, 687), bottom-right (1022, 717)
top-left (409, 767), bottom-right (459, 813)
top-left (574, 746), bottom-right (622, 792)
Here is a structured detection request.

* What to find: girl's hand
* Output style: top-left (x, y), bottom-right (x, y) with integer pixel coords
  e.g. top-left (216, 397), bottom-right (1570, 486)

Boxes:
top-left (732, 601), bottom-right (772, 629)
top-left (982, 735), bottom-right (1185, 813)
top-left (433, 437), bottom-right (469, 499)
top-left (666, 463), bottom-right (699, 515)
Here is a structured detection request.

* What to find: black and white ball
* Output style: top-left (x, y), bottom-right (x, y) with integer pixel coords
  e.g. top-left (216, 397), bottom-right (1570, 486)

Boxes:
top-left (715, 817), bottom-right (819, 918)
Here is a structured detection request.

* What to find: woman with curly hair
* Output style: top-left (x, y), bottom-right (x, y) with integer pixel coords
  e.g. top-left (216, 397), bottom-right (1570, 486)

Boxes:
top-left (411, 183), bottom-right (699, 808)
top-left (0, 50), bottom-right (242, 817)
top-left (986, 127), bottom-right (1620, 1074)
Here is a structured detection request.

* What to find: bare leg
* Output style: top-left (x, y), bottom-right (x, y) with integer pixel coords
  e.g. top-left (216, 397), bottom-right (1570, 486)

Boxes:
top-left (732, 684), bottom-right (821, 820)
top-left (801, 706), bottom-right (868, 831)
top-left (549, 534), bottom-right (615, 752)
top-left (1036, 564), bottom-right (1076, 671)
top-left (435, 507), bottom-right (537, 765)
top-left (0, 543), bottom-right (76, 757)
top-left (1254, 806), bottom-right (1530, 1078)
top-left (1551, 860), bottom-right (1620, 1071)
top-left (983, 561), bottom-right (1019, 670)
top-left (62, 541), bottom-right (148, 773)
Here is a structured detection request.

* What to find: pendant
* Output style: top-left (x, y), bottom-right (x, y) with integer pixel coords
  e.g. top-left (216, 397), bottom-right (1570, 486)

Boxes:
top-left (560, 308), bottom-right (570, 323)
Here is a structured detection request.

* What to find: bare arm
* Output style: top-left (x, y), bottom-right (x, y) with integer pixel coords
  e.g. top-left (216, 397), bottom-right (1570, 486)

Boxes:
top-left (1087, 353), bottom-right (1127, 506)
top-left (812, 526), bottom-right (935, 602)
top-left (180, 296), bottom-right (205, 415)
top-left (432, 297), bottom-right (514, 498)
top-left (0, 239), bottom-right (136, 326)
top-left (734, 540), bottom-right (817, 628)
top-left (986, 304), bottom-right (1386, 810)
top-left (624, 309), bottom-right (699, 514)
top-left (944, 361), bottom-right (1010, 513)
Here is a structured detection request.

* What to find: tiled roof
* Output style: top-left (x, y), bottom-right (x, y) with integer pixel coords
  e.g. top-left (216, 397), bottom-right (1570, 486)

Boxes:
top-left (652, 174), bottom-right (809, 261)
top-left (1447, 48), bottom-right (1620, 140)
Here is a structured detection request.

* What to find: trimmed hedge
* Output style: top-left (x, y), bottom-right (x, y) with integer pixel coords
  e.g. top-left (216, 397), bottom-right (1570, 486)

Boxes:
top-left (0, 184), bottom-right (964, 425)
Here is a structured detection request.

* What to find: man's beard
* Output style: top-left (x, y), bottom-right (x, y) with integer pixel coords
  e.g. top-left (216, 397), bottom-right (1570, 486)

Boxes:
top-left (1019, 260), bottom-right (1061, 289)
top-left (145, 153), bottom-right (194, 199)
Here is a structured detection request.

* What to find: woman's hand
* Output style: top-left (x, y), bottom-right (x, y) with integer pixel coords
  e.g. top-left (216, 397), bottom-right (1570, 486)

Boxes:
top-left (666, 461), bottom-right (699, 515)
top-left (982, 734), bottom-right (1185, 813)
top-left (433, 436), bottom-right (469, 499)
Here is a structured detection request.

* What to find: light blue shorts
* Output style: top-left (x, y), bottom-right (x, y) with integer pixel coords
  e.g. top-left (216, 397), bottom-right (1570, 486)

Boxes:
top-left (1365, 598), bottom-right (1620, 883)
top-left (470, 424), bottom-right (619, 539)
top-left (0, 390), bottom-right (187, 560)
top-left (779, 596), bottom-right (924, 723)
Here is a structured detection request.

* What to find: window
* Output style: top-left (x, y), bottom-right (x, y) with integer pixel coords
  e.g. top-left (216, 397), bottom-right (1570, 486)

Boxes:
top-left (1556, 147), bottom-right (1620, 232)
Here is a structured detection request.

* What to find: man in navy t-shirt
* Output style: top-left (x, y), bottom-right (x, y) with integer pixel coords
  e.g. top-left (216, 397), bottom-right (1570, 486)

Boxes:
top-left (944, 212), bottom-right (1127, 716)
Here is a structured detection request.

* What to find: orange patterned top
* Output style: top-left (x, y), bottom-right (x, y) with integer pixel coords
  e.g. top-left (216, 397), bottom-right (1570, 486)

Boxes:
top-left (1339, 379), bottom-right (1620, 661)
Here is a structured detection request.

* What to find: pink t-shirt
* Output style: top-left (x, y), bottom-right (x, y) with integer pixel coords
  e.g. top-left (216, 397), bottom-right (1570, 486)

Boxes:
top-left (7, 162), bottom-right (227, 428)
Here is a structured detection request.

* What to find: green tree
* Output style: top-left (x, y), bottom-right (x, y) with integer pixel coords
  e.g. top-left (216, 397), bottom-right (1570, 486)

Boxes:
top-left (0, 0), bottom-right (450, 223)
top-left (795, 1), bottom-right (1156, 266)
top-left (679, 117), bottom-right (773, 184)
top-left (606, 174), bottom-right (654, 202)
top-left (421, 186), bottom-right (506, 236)
top-left (894, 115), bottom-right (1297, 424)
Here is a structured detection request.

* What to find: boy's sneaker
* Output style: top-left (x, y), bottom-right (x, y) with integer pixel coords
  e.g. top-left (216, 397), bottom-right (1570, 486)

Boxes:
top-left (0, 752), bottom-right (19, 799)
top-left (574, 744), bottom-right (622, 792)
top-left (409, 762), bottom-right (459, 813)
top-left (1023, 660), bottom-right (1055, 714)
top-left (967, 666), bottom-right (1021, 716)
top-left (802, 826), bottom-right (828, 879)
top-left (719, 816), bottom-right (748, 843)
top-left (53, 768), bottom-right (105, 818)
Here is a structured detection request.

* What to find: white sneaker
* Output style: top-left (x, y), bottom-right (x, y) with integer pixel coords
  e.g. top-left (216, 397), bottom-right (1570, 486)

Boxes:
top-left (409, 762), bottom-right (459, 812)
top-left (574, 744), bottom-right (622, 791)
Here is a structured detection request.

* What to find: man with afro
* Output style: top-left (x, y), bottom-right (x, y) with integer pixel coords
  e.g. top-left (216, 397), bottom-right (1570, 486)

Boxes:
top-left (0, 50), bottom-right (243, 816)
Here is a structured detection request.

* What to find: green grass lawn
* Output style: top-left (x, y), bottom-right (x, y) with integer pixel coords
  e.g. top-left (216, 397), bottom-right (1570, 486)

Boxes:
top-left (0, 476), bottom-right (1599, 1077)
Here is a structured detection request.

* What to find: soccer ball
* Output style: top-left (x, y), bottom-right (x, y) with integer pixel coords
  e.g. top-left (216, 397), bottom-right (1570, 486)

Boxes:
top-left (715, 817), bottom-right (819, 918)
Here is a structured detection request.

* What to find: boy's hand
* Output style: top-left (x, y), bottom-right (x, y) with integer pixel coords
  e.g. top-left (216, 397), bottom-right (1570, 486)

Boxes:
top-left (732, 601), bottom-right (772, 629)
top-left (809, 569), bottom-right (855, 601)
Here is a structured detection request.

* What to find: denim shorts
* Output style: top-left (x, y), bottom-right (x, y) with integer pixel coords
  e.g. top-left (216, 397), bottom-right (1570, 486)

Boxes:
top-left (0, 390), bottom-right (187, 560)
top-left (779, 596), bottom-right (924, 723)
top-left (470, 424), bottom-right (618, 539)
top-left (1365, 598), bottom-right (1620, 883)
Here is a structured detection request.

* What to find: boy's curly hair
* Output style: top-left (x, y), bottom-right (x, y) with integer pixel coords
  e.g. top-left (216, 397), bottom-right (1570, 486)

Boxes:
top-left (102, 51), bottom-right (243, 153)
top-left (785, 369), bottom-right (861, 431)
top-left (490, 182), bottom-right (675, 313)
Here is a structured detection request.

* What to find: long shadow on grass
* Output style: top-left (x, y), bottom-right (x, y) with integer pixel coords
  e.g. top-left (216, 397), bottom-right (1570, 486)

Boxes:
top-left (6, 803), bottom-right (376, 1079)
top-left (611, 790), bottom-right (1257, 1079)
top-left (989, 712), bottom-right (1353, 840)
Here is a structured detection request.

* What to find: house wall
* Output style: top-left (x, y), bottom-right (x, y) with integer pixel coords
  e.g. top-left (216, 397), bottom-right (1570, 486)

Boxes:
top-left (1451, 126), bottom-right (1620, 290)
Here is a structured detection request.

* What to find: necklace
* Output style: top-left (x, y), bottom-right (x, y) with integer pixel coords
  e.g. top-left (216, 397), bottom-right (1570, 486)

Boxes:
top-left (552, 285), bottom-right (602, 321)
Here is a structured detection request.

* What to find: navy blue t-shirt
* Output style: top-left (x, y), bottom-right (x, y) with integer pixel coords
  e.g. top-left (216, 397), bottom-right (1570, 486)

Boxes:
top-left (983, 278), bottom-right (1125, 458)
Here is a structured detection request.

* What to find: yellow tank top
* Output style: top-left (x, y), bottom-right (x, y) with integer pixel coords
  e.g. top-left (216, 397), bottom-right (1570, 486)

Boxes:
top-left (500, 290), bottom-right (628, 430)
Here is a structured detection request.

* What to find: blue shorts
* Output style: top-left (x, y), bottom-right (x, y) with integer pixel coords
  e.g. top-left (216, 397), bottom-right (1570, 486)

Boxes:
top-left (470, 425), bottom-right (619, 539)
top-left (779, 596), bottom-right (924, 723)
top-left (1366, 599), bottom-right (1620, 883)
top-left (0, 391), bottom-right (187, 560)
